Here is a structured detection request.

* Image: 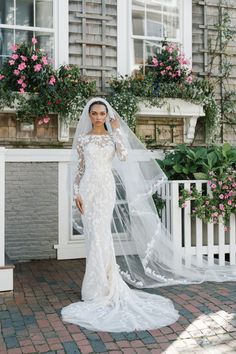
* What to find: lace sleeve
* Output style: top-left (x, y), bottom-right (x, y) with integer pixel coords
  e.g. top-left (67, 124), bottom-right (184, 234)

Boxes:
top-left (111, 127), bottom-right (128, 161)
top-left (74, 135), bottom-right (85, 199)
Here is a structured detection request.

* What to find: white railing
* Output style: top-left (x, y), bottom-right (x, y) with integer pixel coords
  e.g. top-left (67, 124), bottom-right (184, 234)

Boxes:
top-left (1, 148), bottom-right (236, 291)
top-left (158, 180), bottom-right (236, 266)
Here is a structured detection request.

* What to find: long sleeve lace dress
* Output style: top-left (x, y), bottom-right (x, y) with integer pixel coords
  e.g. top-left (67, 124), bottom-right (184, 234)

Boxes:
top-left (61, 128), bottom-right (179, 332)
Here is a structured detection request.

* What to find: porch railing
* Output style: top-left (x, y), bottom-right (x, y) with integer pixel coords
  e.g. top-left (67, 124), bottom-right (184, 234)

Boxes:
top-left (158, 180), bottom-right (236, 266)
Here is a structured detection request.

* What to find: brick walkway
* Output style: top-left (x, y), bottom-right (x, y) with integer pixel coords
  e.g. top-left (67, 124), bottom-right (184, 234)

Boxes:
top-left (0, 259), bottom-right (236, 354)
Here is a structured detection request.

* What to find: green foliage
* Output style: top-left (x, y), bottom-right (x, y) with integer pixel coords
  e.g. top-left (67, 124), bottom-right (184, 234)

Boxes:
top-left (108, 42), bottom-right (220, 140)
top-left (157, 143), bottom-right (236, 180)
top-left (0, 38), bottom-right (96, 123)
top-left (179, 168), bottom-right (236, 228)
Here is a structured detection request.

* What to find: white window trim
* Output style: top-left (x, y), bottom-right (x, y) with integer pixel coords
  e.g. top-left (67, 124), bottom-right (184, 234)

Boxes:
top-left (0, 0), bottom-right (69, 68)
top-left (55, 0), bottom-right (69, 68)
top-left (117, 0), bottom-right (192, 76)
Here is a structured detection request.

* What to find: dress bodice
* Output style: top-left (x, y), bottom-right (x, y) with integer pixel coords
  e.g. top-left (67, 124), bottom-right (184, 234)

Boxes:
top-left (73, 128), bottom-right (127, 198)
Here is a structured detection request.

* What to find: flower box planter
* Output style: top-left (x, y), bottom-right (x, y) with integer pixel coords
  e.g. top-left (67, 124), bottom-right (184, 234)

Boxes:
top-left (0, 104), bottom-right (70, 143)
top-left (158, 180), bottom-right (236, 266)
top-left (136, 98), bottom-right (205, 144)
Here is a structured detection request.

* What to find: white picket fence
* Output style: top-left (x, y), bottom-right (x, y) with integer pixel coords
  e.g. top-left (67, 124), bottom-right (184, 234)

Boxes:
top-left (158, 180), bottom-right (236, 266)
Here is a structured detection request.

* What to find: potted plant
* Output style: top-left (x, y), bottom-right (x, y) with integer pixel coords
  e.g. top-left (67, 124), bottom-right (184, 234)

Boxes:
top-left (108, 41), bottom-right (220, 143)
top-left (0, 37), bottom-right (96, 134)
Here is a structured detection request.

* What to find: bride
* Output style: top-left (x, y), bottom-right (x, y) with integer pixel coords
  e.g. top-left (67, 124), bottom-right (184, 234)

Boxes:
top-left (61, 97), bottom-right (236, 332)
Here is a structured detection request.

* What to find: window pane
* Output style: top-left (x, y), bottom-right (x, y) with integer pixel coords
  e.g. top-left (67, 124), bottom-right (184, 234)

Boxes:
top-left (35, 31), bottom-right (54, 59)
top-left (16, 0), bottom-right (34, 26)
top-left (145, 40), bottom-right (161, 59)
top-left (15, 29), bottom-right (34, 45)
top-left (0, 0), bottom-right (14, 25)
top-left (0, 28), bottom-right (13, 66)
top-left (36, 0), bottom-right (53, 28)
top-left (163, 0), bottom-right (180, 39)
top-left (134, 38), bottom-right (144, 65)
top-left (132, 0), bottom-right (145, 36)
top-left (146, 9), bottom-right (162, 37)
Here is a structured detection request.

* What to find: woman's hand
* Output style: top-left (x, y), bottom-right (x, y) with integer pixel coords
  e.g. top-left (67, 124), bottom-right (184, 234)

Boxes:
top-left (110, 114), bottom-right (120, 130)
top-left (75, 194), bottom-right (84, 214)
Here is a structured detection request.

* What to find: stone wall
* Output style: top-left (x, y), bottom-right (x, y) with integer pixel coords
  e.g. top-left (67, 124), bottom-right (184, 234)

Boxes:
top-left (5, 162), bottom-right (58, 261)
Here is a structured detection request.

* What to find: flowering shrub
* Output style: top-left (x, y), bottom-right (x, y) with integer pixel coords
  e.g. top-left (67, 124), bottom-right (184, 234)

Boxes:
top-left (0, 38), bottom-right (96, 123)
top-left (179, 168), bottom-right (236, 229)
top-left (108, 42), bottom-right (219, 140)
top-left (145, 42), bottom-right (193, 86)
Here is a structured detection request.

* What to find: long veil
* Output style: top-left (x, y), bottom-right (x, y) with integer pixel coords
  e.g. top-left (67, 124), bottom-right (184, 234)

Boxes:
top-left (71, 97), bottom-right (236, 289)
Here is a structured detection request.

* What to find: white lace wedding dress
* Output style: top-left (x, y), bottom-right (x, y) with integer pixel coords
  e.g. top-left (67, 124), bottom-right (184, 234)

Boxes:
top-left (61, 128), bottom-right (180, 332)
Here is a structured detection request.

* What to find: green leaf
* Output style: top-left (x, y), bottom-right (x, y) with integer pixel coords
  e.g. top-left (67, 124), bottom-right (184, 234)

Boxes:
top-left (193, 172), bottom-right (208, 180)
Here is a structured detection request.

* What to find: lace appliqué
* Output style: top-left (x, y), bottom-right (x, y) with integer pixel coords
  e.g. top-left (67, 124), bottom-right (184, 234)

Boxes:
top-left (111, 128), bottom-right (128, 161)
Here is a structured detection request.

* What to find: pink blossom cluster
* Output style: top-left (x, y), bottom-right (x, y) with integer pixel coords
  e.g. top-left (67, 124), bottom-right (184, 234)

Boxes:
top-left (38, 116), bottom-right (50, 125)
top-left (7, 37), bottom-right (50, 93)
top-left (151, 43), bottom-right (193, 83)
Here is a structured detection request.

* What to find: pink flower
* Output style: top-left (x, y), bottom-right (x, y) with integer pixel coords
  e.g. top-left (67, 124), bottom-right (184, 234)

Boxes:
top-left (167, 47), bottom-right (173, 53)
top-left (228, 200), bottom-right (232, 205)
top-left (38, 119), bottom-right (44, 125)
top-left (21, 83), bottom-right (27, 88)
top-left (186, 76), bottom-right (193, 84)
top-left (31, 55), bottom-right (38, 61)
top-left (32, 37), bottom-right (38, 44)
top-left (49, 75), bottom-right (56, 85)
top-left (11, 54), bottom-right (19, 60)
top-left (176, 70), bottom-right (181, 77)
top-left (43, 116), bottom-right (50, 124)
top-left (11, 44), bottom-right (18, 51)
top-left (159, 62), bottom-right (164, 66)
top-left (219, 204), bottom-right (225, 211)
top-left (211, 183), bottom-right (217, 189)
top-left (18, 62), bottom-right (27, 71)
top-left (9, 60), bottom-right (15, 66)
top-left (219, 194), bottom-right (224, 199)
top-left (165, 66), bottom-right (172, 70)
top-left (13, 69), bottom-right (20, 76)
top-left (19, 88), bottom-right (25, 93)
top-left (181, 202), bottom-right (187, 208)
top-left (160, 70), bottom-right (166, 76)
top-left (42, 56), bottom-right (48, 65)
top-left (0, 74), bottom-right (5, 80)
top-left (205, 200), bottom-right (209, 205)
top-left (218, 181), bottom-right (223, 186)
top-left (17, 79), bottom-right (23, 85)
top-left (152, 57), bottom-right (158, 66)
top-left (34, 64), bottom-right (42, 72)
top-left (20, 55), bottom-right (28, 62)
top-left (169, 56), bottom-right (173, 60)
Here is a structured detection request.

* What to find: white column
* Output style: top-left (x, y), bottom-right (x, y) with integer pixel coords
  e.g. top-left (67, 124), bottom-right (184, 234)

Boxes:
top-left (0, 147), bottom-right (14, 292)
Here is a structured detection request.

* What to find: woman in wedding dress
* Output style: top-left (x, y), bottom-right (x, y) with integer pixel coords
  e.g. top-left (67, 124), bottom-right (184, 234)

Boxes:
top-left (61, 98), bottom-right (180, 332)
top-left (61, 97), bottom-right (236, 332)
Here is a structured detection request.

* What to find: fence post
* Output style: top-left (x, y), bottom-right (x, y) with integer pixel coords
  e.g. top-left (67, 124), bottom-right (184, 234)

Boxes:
top-left (0, 147), bottom-right (14, 291)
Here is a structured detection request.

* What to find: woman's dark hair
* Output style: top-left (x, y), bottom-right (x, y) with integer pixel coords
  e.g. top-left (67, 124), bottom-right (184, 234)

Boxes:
top-left (88, 100), bottom-right (108, 113)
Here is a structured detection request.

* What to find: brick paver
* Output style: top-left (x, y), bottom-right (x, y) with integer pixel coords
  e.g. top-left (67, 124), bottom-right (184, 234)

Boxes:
top-left (0, 259), bottom-right (236, 353)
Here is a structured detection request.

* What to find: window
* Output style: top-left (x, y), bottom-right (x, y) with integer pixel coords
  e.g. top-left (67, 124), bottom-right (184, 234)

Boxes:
top-left (117, 0), bottom-right (192, 75)
top-left (0, 0), bottom-right (68, 67)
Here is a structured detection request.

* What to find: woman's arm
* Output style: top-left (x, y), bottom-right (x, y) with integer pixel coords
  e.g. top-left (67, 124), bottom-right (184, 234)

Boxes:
top-left (74, 136), bottom-right (85, 213)
top-left (111, 116), bottom-right (128, 161)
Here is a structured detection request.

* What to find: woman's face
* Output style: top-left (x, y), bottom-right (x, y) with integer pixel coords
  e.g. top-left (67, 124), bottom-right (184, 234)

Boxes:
top-left (89, 104), bottom-right (107, 127)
